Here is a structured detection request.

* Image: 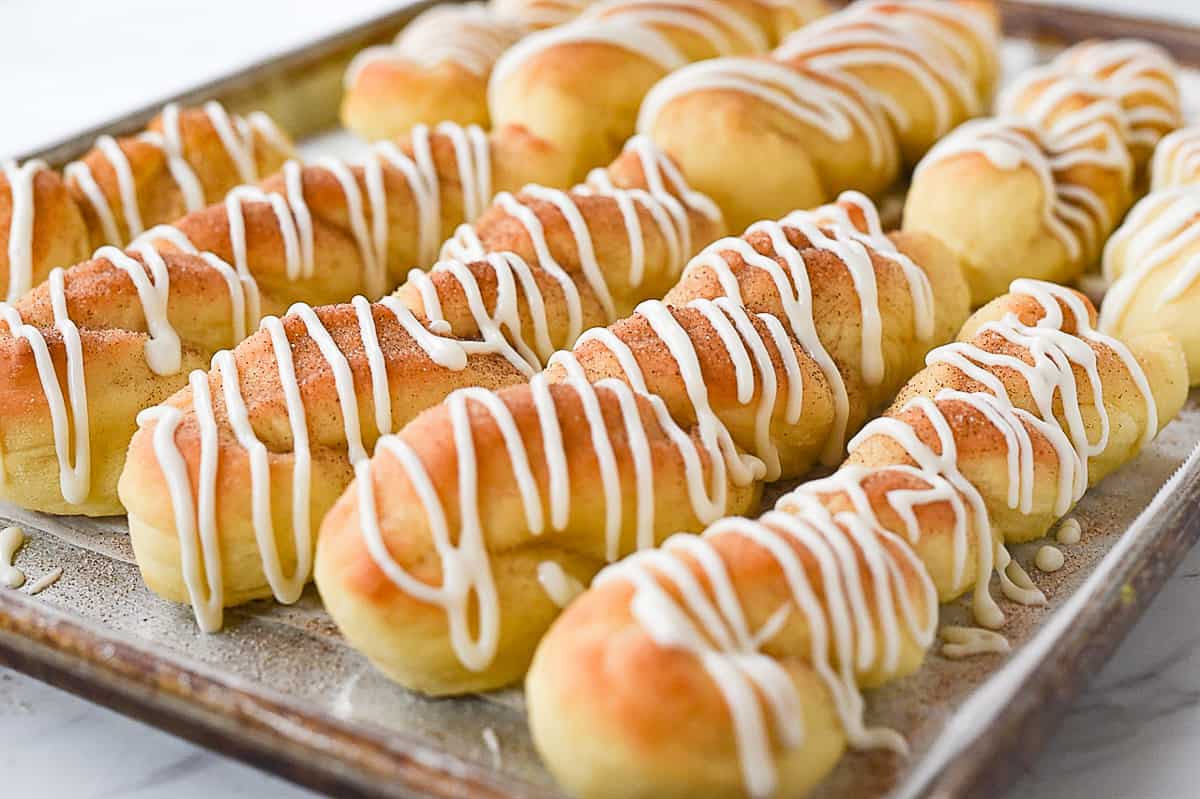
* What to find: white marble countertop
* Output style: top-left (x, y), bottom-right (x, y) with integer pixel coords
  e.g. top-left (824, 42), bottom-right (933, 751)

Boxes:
top-left (3, 0), bottom-right (1200, 797)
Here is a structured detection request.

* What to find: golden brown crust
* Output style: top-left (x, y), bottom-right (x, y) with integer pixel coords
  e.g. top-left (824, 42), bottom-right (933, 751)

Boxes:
top-left (343, 61), bottom-right (496, 141)
top-left (468, 189), bottom-right (723, 317)
top-left (339, 1), bottom-right (552, 140)
top-left (644, 60), bottom-right (897, 232)
top-left (0, 103), bottom-right (289, 308)
top-left (0, 166), bottom-right (91, 301)
top-left (1100, 153), bottom-right (1200, 384)
top-left (904, 136), bottom-right (1072, 305)
top-left (641, 0), bottom-right (997, 231)
top-left (65, 105), bottom-right (293, 248)
top-left (529, 596), bottom-right (845, 799)
top-left (775, 2), bottom-right (991, 166)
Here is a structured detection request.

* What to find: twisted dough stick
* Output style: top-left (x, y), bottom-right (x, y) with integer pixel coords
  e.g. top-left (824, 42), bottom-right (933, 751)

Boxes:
top-left (0, 124), bottom-right (574, 516)
top-left (488, 0), bottom-right (827, 181)
top-left (527, 280), bottom-right (1186, 799)
top-left (119, 137), bottom-right (724, 631)
top-left (905, 38), bottom-right (1181, 305)
top-left (1001, 38), bottom-right (1181, 176)
top-left (0, 101), bottom-right (292, 301)
top-left (636, 0), bottom-right (998, 230)
top-left (1101, 126), bottom-right (1200, 384)
top-left (313, 192), bottom-right (968, 694)
top-left (342, 0), bottom-right (592, 140)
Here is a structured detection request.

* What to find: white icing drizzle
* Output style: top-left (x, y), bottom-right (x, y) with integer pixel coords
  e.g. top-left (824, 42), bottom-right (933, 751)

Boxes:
top-left (26, 566), bottom-right (63, 595)
top-left (357, 368), bottom-right (762, 670)
top-left (63, 101), bottom-right (279, 245)
top-left (914, 118), bottom-right (1119, 263)
top-left (677, 195), bottom-right (934, 463)
top-left (374, 122), bottom-right (493, 270)
top-left (849, 394), bottom-right (1025, 628)
top-left (599, 279), bottom-right (1160, 798)
top-left (0, 230), bottom-right (258, 507)
top-left (1011, 278), bottom-right (1157, 451)
top-left (774, 8), bottom-right (980, 139)
top-left (536, 561), bottom-right (584, 607)
top-left (996, 544), bottom-right (1043, 607)
top-left (598, 505), bottom-right (937, 798)
top-left (1035, 544), bottom-right (1065, 573)
top-left (0, 269), bottom-right (92, 504)
top-left (583, 132), bottom-right (725, 253)
top-left (585, 0), bottom-right (769, 56)
top-left (0, 525), bottom-right (25, 589)
top-left (1151, 126), bottom-right (1200, 189)
top-left (94, 244), bottom-right (182, 374)
top-left (939, 625), bottom-right (1010, 659)
top-left (481, 726), bottom-right (503, 769)
top-left (2, 159), bottom-right (49, 301)
top-left (439, 148), bottom-right (717, 344)
top-left (996, 68), bottom-right (1134, 177)
top-left (1100, 186), bottom-right (1200, 334)
top-left (345, 3), bottom-right (528, 83)
top-left (575, 296), bottom-right (804, 481)
top-left (995, 39), bottom-right (1179, 162)
top-left (444, 190), bottom-right (592, 339)
top-left (489, 19), bottom-right (688, 116)
top-left (842, 0), bottom-right (998, 84)
top-left (414, 150), bottom-right (712, 377)
top-left (1056, 516), bottom-right (1082, 545)
top-left (637, 56), bottom-right (897, 176)
top-left (1052, 38), bottom-right (1180, 150)
top-left (406, 251), bottom-right (565, 375)
top-left (138, 296), bottom-right (471, 632)
top-left (492, 0), bottom-right (591, 27)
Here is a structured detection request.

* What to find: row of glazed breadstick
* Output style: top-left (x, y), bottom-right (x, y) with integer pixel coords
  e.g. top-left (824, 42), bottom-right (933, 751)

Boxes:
top-left (118, 137), bottom-right (726, 631)
top-left (311, 190), bottom-right (971, 694)
top-left (634, 0), bottom-right (1000, 229)
top-left (1102, 126), bottom-right (1200, 383)
top-left (526, 278), bottom-right (1185, 799)
top-left (346, 0), bottom-right (831, 178)
top-left (511, 42), bottom-right (1194, 794)
top-left (344, 0), bottom-right (1003, 214)
top-left (0, 120), bottom-right (578, 516)
top-left (1, 102), bottom-right (292, 301)
top-left (905, 37), bottom-right (1182, 304)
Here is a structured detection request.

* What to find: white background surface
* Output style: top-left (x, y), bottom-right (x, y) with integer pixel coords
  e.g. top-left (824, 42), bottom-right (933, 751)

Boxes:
top-left (3, 1), bottom-right (1200, 797)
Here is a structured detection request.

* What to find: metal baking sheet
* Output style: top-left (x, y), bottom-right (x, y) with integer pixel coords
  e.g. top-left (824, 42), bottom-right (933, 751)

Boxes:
top-left (3, 3), bottom-right (1200, 799)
